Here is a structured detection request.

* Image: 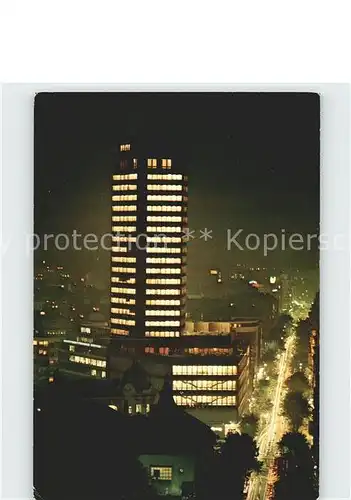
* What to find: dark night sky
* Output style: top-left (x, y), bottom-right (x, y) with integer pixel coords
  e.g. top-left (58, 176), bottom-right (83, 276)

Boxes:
top-left (34, 92), bottom-right (320, 285)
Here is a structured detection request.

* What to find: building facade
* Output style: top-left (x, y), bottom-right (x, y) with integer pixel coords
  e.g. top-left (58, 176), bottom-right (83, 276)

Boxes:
top-left (110, 142), bottom-right (188, 339)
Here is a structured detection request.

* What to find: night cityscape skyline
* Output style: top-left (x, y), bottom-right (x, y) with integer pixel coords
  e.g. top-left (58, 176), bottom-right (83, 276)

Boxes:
top-left (34, 92), bottom-right (320, 500)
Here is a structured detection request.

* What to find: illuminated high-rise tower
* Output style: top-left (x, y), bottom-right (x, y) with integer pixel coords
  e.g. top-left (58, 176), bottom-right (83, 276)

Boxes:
top-left (110, 142), bottom-right (188, 338)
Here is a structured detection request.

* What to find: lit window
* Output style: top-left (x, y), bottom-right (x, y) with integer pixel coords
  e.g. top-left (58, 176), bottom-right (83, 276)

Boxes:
top-left (112, 216), bottom-right (137, 222)
top-left (150, 466), bottom-right (172, 481)
top-left (112, 195), bottom-right (137, 201)
top-left (120, 144), bottom-right (131, 152)
top-left (112, 226), bottom-right (136, 233)
top-left (111, 287), bottom-right (136, 294)
top-left (146, 257), bottom-right (181, 264)
top-left (111, 328), bottom-right (129, 335)
top-left (147, 158), bottom-right (157, 168)
top-left (113, 173), bottom-right (137, 180)
top-left (111, 318), bottom-right (135, 326)
top-left (173, 380), bottom-right (236, 391)
top-left (112, 184), bottom-right (137, 191)
top-left (146, 236), bottom-right (182, 244)
top-left (147, 205), bottom-right (182, 212)
top-left (146, 247), bottom-right (182, 254)
top-left (111, 307), bottom-right (135, 316)
top-left (49, 377), bottom-right (54, 383)
top-left (128, 405), bottom-right (133, 414)
top-left (147, 216), bottom-right (182, 222)
top-left (69, 345), bottom-right (75, 352)
top-left (146, 404), bottom-right (151, 413)
top-left (111, 277), bottom-right (136, 284)
top-left (145, 320), bottom-right (180, 327)
top-left (136, 404), bottom-right (142, 413)
top-left (159, 347), bottom-right (170, 355)
top-left (172, 365), bottom-right (237, 376)
top-left (111, 247), bottom-right (128, 254)
top-left (145, 346), bottom-right (155, 354)
top-left (147, 226), bottom-right (182, 233)
top-left (146, 288), bottom-right (181, 295)
top-left (147, 195), bottom-right (182, 202)
top-left (147, 184), bottom-right (182, 191)
top-left (146, 299), bottom-right (181, 306)
top-left (146, 278), bottom-right (181, 285)
top-left (112, 256), bottom-right (136, 263)
top-left (91, 369), bottom-right (97, 376)
top-left (148, 174), bottom-right (182, 180)
top-left (111, 297), bottom-right (136, 305)
top-left (101, 371), bottom-right (106, 378)
top-left (145, 310), bottom-right (180, 316)
top-left (145, 331), bottom-right (180, 337)
top-left (111, 266), bottom-right (136, 273)
top-left (146, 268), bottom-right (181, 274)
top-left (173, 395), bottom-right (236, 407)
top-left (112, 205), bottom-right (137, 212)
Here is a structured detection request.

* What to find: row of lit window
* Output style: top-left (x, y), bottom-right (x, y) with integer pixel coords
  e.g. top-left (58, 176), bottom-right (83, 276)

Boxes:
top-left (111, 266), bottom-right (136, 273)
top-left (112, 256), bottom-right (136, 263)
top-left (112, 205), bottom-right (137, 211)
top-left (146, 299), bottom-right (181, 305)
top-left (145, 247), bottom-right (182, 254)
top-left (147, 226), bottom-right (182, 233)
top-left (33, 340), bottom-right (49, 346)
top-left (69, 355), bottom-right (106, 368)
top-left (172, 365), bottom-right (237, 376)
top-left (112, 184), bottom-right (137, 191)
top-left (145, 310), bottom-right (181, 316)
top-left (150, 466), bottom-right (172, 481)
top-left (147, 205), bottom-right (182, 212)
top-left (146, 278), bottom-right (182, 285)
top-left (112, 195), bottom-right (137, 201)
top-left (145, 320), bottom-right (180, 327)
top-left (91, 369), bottom-right (106, 378)
top-left (111, 307), bottom-right (135, 316)
top-left (146, 257), bottom-right (182, 264)
top-left (111, 297), bottom-right (136, 305)
top-left (111, 277), bottom-right (136, 284)
top-left (111, 328), bottom-right (129, 335)
top-left (146, 268), bottom-right (181, 274)
top-left (174, 395), bottom-right (236, 407)
top-left (111, 318), bottom-right (136, 326)
top-left (147, 184), bottom-right (182, 191)
top-left (147, 159), bottom-right (172, 168)
top-left (112, 216), bottom-right (137, 222)
top-left (112, 226), bottom-right (136, 232)
top-left (80, 327), bottom-right (91, 334)
top-left (111, 287), bottom-right (136, 294)
top-left (145, 331), bottom-right (180, 337)
top-left (147, 195), bottom-right (182, 201)
top-left (147, 216), bottom-right (182, 222)
top-left (146, 288), bottom-right (181, 295)
top-left (113, 173), bottom-right (137, 180)
top-left (120, 144), bottom-right (131, 151)
top-left (148, 174), bottom-right (182, 180)
top-left (185, 348), bottom-right (232, 356)
top-left (147, 236), bottom-right (182, 243)
top-left (173, 380), bottom-right (237, 391)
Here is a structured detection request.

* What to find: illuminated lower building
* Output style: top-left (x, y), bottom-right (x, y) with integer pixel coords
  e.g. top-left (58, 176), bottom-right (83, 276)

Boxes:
top-left (110, 141), bottom-right (188, 339)
top-left (108, 334), bottom-right (253, 436)
top-left (58, 316), bottom-right (110, 380)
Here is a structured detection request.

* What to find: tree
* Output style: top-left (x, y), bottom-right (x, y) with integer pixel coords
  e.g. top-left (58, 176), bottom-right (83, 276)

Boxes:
top-left (273, 432), bottom-right (317, 500)
top-left (283, 391), bottom-right (310, 431)
top-left (240, 414), bottom-right (259, 437)
top-left (286, 371), bottom-right (309, 393)
top-left (215, 433), bottom-right (261, 500)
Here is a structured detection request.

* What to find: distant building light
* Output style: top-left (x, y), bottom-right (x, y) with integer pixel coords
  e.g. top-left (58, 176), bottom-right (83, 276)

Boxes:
top-left (272, 288), bottom-right (278, 292)
top-left (40, 311), bottom-right (46, 316)
top-left (209, 269), bottom-right (218, 276)
top-left (211, 426), bottom-right (223, 432)
top-left (270, 276), bottom-right (277, 284)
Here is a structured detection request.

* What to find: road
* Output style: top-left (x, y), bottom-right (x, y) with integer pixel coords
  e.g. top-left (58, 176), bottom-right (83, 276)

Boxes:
top-left (246, 333), bottom-right (295, 500)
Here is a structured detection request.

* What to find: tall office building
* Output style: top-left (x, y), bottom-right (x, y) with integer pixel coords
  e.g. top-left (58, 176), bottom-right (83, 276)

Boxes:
top-left (110, 142), bottom-right (188, 338)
